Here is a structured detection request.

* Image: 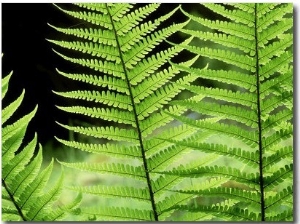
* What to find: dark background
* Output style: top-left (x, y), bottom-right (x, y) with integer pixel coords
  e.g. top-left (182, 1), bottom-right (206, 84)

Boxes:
top-left (2, 3), bottom-right (70, 146)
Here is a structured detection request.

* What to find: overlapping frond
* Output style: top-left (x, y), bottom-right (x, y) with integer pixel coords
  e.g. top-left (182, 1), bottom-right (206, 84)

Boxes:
top-left (1, 69), bottom-right (80, 221)
top-left (49, 3), bottom-right (199, 221)
top-left (162, 3), bottom-right (293, 221)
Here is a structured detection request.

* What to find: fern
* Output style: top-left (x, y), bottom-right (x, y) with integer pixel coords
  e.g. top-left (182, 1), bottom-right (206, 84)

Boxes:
top-left (48, 3), bottom-right (203, 221)
top-left (2, 58), bottom-right (81, 221)
top-left (162, 3), bottom-right (293, 221)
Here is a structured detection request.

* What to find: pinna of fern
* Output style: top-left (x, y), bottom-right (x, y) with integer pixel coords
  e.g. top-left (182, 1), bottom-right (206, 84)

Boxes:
top-left (162, 3), bottom-right (293, 221)
top-left (47, 3), bottom-right (221, 221)
top-left (1, 57), bottom-right (81, 221)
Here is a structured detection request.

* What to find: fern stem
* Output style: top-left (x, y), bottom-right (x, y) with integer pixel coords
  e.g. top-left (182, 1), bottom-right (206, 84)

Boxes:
top-left (254, 4), bottom-right (265, 221)
top-left (2, 179), bottom-right (27, 221)
top-left (105, 4), bottom-right (158, 221)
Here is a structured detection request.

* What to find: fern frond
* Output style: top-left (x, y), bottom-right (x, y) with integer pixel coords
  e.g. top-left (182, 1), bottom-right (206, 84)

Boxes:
top-left (1, 71), bottom-right (80, 221)
top-left (50, 3), bottom-right (200, 221)
top-left (167, 3), bottom-right (293, 221)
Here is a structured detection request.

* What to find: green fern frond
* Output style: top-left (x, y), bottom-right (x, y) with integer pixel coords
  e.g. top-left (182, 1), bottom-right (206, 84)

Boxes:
top-left (49, 3), bottom-right (201, 221)
top-left (165, 3), bottom-right (293, 221)
top-left (1, 69), bottom-right (80, 221)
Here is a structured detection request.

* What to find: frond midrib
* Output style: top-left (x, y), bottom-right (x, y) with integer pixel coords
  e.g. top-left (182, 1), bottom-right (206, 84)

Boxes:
top-left (254, 4), bottom-right (265, 221)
